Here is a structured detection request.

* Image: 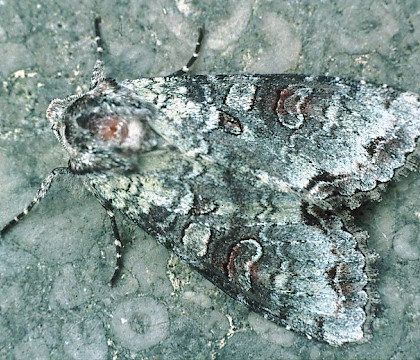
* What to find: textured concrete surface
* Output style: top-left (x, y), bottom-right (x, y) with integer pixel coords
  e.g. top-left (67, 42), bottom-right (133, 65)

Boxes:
top-left (0, 0), bottom-right (419, 359)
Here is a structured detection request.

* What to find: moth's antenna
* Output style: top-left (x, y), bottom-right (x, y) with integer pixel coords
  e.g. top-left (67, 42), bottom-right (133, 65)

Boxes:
top-left (171, 27), bottom-right (205, 77)
top-left (90, 16), bottom-right (106, 89)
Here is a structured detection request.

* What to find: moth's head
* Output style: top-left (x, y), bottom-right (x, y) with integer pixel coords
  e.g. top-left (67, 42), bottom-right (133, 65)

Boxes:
top-left (47, 79), bottom-right (159, 174)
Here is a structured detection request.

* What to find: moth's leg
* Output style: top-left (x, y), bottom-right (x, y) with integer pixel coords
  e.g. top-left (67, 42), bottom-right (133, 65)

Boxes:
top-left (0, 167), bottom-right (71, 237)
top-left (103, 206), bottom-right (124, 286)
top-left (170, 27), bottom-right (204, 77)
top-left (90, 17), bottom-right (105, 89)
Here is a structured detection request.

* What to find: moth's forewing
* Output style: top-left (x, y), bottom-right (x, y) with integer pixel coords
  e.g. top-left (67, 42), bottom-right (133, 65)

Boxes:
top-left (130, 74), bottom-right (419, 207)
top-left (85, 148), bottom-right (369, 345)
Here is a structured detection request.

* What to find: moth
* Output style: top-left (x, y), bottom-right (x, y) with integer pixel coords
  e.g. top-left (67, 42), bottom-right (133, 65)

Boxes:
top-left (1, 18), bottom-right (419, 346)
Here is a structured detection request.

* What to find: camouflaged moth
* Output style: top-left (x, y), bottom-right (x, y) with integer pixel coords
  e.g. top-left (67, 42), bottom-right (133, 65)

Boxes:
top-left (1, 18), bottom-right (419, 346)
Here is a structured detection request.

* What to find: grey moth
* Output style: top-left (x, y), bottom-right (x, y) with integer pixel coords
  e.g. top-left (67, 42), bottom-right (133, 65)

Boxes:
top-left (1, 19), bottom-right (419, 346)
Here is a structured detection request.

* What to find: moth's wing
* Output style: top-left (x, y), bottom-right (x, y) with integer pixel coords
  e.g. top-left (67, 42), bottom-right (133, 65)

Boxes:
top-left (142, 74), bottom-right (419, 207)
top-left (85, 152), bottom-right (371, 346)
top-left (179, 170), bottom-right (370, 346)
top-left (196, 214), bottom-right (370, 346)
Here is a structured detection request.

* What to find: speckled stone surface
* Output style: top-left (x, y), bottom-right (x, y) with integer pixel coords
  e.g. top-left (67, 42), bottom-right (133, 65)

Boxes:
top-left (0, 1), bottom-right (419, 359)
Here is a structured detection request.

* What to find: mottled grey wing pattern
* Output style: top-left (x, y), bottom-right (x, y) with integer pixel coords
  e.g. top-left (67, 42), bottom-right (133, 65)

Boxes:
top-left (132, 74), bottom-right (419, 207)
top-left (47, 72), bottom-right (418, 346)
top-left (85, 147), bottom-right (368, 345)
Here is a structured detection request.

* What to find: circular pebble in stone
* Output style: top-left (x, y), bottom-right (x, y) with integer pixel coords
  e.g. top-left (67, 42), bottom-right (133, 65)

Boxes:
top-left (248, 313), bottom-right (296, 347)
top-left (111, 296), bottom-right (169, 351)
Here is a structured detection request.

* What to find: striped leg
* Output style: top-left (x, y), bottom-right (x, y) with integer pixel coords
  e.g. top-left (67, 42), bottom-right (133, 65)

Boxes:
top-left (105, 208), bottom-right (124, 287)
top-left (171, 27), bottom-right (205, 77)
top-left (0, 167), bottom-right (71, 237)
top-left (91, 18), bottom-right (204, 81)
top-left (90, 17), bottom-right (105, 90)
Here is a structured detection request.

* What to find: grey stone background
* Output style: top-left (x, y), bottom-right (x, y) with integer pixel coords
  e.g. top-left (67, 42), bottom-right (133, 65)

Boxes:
top-left (0, 0), bottom-right (418, 359)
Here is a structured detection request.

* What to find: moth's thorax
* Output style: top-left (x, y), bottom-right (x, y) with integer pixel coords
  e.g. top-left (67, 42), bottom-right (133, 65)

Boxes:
top-left (46, 78), bottom-right (168, 173)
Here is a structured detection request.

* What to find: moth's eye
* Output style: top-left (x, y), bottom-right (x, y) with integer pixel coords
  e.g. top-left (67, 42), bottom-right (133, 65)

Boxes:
top-left (96, 116), bottom-right (129, 141)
